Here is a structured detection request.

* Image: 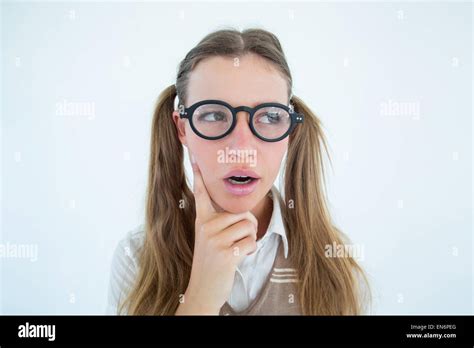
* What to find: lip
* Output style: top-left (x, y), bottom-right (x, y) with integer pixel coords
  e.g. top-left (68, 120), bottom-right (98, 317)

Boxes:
top-left (223, 177), bottom-right (260, 196)
top-left (223, 169), bottom-right (261, 180)
top-left (222, 168), bottom-right (261, 196)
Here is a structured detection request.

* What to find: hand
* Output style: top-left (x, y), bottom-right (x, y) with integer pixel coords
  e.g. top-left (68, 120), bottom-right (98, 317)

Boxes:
top-left (175, 154), bottom-right (258, 315)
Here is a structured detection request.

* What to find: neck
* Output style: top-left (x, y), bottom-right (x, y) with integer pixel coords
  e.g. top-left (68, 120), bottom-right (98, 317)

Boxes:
top-left (250, 191), bottom-right (273, 241)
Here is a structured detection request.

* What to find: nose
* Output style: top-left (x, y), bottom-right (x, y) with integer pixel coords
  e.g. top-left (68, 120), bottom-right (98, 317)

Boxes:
top-left (229, 111), bottom-right (255, 147)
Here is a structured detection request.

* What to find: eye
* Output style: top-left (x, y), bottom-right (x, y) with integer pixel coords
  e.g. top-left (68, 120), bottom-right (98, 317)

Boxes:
top-left (257, 111), bottom-right (282, 124)
top-left (198, 111), bottom-right (228, 122)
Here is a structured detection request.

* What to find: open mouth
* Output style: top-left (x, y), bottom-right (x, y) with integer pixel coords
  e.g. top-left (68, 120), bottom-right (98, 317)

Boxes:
top-left (223, 169), bottom-right (260, 196)
top-left (226, 176), bottom-right (257, 185)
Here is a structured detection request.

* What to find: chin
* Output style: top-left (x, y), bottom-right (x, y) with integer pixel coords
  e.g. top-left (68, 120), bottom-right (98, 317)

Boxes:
top-left (218, 191), bottom-right (263, 214)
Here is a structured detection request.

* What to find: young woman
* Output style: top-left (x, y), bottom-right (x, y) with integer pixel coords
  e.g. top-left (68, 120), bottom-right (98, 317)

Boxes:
top-left (106, 28), bottom-right (371, 315)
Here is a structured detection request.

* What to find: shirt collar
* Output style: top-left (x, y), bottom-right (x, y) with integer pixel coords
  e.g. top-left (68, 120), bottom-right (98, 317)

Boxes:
top-left (262, 185), bottom-right (289, 259)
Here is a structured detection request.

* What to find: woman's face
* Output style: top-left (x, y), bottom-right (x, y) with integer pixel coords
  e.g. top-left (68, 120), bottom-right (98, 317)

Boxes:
top-left (173, 53), bottom-right (289, 214)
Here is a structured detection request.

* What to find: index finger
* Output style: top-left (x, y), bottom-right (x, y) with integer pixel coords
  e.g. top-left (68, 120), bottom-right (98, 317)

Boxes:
top-left (190, 154), bottom-right (216, 221)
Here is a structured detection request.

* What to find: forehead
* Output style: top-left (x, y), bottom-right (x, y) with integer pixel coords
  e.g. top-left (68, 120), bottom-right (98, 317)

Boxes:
top-left (186, 53), bottom-right (289, 108)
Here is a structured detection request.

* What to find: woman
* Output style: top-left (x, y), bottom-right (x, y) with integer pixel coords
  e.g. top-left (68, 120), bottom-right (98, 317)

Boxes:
top-left (106, 27), bottom-right (371, 315)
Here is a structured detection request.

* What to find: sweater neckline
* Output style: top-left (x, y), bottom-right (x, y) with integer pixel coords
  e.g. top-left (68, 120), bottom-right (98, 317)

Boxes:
top-left (220, 238), bottom-right (284, 315)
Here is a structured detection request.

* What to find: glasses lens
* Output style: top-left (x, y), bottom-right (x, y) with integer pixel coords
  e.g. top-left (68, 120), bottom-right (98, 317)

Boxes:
top-left (192, 104), bottom-right (233, 138)
top-left (252, 106), bottom-right (291, 140)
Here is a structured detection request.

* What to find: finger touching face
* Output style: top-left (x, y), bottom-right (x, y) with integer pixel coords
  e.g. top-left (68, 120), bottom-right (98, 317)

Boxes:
top-left (190, 153), bottom-right (217, 221)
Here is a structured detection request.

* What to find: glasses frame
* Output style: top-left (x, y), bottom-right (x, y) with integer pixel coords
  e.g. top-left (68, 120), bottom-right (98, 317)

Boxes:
top-left (178, 99), bottom-right (304, 142)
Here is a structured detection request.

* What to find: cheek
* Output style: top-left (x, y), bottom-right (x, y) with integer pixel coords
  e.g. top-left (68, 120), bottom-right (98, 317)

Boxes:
top-left (186, 123), bottom-right (207, 160)
top-left (260, 139), bottom-right (288, 175)
top-left (186, 128), bottom-right (221, 179)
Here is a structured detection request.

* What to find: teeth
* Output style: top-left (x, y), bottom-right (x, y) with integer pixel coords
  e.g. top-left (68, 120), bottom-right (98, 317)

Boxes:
top-left (228, 177), bottom-right (252, 185)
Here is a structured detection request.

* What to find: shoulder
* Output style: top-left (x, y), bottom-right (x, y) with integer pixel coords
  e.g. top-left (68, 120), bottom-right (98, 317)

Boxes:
top-left (111, 224), bottom-right (145, 274)
top-left (354, 267), bottom-right (373, 315)
top-left (106, 224), bottom-right (146, 315)
top-left (115, 224), bottom-right (146, 264)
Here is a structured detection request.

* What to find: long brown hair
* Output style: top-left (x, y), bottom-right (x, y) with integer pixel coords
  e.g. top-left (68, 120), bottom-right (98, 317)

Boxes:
top-left (120, 27), bottom-right (371, 315)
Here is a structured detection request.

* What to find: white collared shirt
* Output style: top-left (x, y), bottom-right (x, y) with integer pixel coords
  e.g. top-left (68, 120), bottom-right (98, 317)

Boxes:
top-left (226, 185), bottom-right (289, 312)
top-left (105, 185), bottom-right (288, 315)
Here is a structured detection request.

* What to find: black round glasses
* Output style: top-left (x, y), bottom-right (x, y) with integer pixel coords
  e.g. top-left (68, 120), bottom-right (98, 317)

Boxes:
top-left (178, 99), bottom-right (304, 142)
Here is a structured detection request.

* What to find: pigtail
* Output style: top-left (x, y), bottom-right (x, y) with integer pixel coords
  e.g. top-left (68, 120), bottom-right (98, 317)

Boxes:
top-left (283, 95), bottom-right (371, 314)
top-left (120, 84), bottom-right (196, 315)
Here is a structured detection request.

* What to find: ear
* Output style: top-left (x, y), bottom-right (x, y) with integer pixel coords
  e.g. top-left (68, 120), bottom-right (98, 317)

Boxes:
top-left (172, 110), bottom-right (188, 147)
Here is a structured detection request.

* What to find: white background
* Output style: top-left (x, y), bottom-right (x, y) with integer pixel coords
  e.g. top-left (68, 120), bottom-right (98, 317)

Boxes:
top-left (1, 0), bottom-right (472, 314)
